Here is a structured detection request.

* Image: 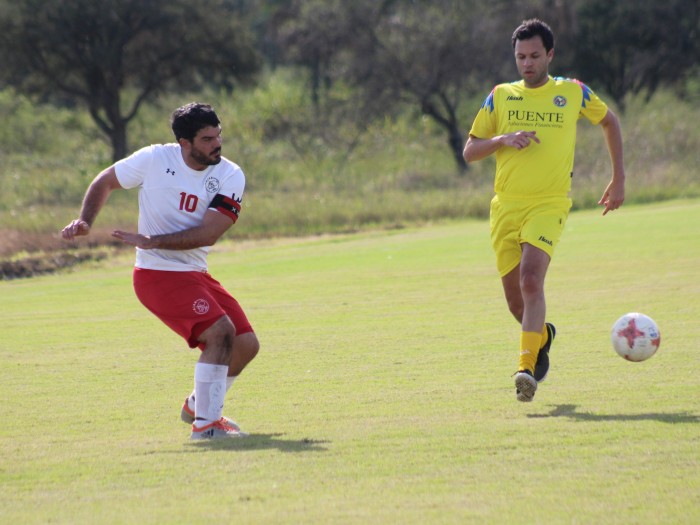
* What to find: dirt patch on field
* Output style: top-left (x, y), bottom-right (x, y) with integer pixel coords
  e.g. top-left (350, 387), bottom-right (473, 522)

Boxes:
top-left (0, 229), bottom-right (124, 280)
top-left (1, 250), bottom-right (110, 280)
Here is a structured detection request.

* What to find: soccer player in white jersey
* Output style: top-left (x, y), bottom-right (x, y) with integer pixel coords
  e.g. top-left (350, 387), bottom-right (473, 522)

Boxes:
top-left (464, 20), bottom-right (625, 402)
top-left (62, 102), bottom-right (259, 439)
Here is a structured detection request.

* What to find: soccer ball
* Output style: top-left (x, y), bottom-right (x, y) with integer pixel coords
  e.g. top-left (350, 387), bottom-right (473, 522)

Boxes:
top-left (610, 313), bottom-right (661, 362)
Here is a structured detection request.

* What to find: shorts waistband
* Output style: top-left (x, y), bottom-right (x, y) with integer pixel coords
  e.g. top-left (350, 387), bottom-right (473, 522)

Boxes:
top-left (134, 267), bottom-right (209, 274)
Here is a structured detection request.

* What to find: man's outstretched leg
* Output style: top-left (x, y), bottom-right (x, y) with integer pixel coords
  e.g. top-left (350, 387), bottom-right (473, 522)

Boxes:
top-left (502, 243), bottom-right (551, 402)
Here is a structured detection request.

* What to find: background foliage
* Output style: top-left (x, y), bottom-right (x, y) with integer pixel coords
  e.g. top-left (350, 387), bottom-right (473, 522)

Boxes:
top-left (0, 0), bottom-right (260, 161)
top-left (0, 0), bottom-right (699, 258)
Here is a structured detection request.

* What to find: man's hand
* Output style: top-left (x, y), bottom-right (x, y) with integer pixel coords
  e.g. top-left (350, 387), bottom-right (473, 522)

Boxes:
top-left (61, 219), bottom-right (91, 240)
top-left (112, 230), bottom-right (154, 249)
top-left (60, 167), bottom-right (122, 241)
top-left (464, 130), bottom-right (540, 162)
top-left (599, 178), bottom-right (625, 215)
top-left (501, 130), bottom-right (540, 150)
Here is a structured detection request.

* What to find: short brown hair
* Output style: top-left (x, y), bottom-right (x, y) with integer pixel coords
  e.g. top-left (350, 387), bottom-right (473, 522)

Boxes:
top-left (512, 19), bottom-right (554, 52)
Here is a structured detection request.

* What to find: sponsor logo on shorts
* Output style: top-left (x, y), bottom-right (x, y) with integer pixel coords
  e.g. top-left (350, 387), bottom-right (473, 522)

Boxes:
top-left (193, 299), bottom-right (210, 314)
top-left (538, 235), bottom-right (553, 246)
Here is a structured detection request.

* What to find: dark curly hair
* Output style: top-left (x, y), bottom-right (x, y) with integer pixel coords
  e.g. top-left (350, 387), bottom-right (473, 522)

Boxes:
top-left (171, 102), bottom-right (221, 142)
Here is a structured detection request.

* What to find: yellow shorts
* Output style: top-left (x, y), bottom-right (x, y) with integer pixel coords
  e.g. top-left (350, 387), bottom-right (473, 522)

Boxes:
top-left (490, 195), bottom-right (572, 277)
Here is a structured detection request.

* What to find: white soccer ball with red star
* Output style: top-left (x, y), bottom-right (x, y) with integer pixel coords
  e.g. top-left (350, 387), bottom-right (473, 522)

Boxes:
top-left (611, 313), bottom-right (661, 362)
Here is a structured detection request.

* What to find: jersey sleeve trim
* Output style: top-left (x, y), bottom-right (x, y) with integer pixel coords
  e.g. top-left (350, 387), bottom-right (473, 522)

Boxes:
top-left (481, 87), bottom-right (497, 113)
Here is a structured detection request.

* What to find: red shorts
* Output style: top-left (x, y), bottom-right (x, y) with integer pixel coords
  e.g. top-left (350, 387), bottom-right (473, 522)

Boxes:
top-left (133, 268), bottom-right (253, 349)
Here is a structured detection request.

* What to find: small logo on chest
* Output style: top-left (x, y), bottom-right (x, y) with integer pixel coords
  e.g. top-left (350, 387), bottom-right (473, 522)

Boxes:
top-left (166, 168), bottom-right (176, 176)
top-left (553, 96), bottom-right (567, 107)
top-left (204, 176), bottom-right (220, 193)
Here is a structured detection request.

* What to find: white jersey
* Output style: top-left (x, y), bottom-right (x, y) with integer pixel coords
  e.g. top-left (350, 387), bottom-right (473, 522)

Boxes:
top-left (114, 144), bottom-right (245, 272)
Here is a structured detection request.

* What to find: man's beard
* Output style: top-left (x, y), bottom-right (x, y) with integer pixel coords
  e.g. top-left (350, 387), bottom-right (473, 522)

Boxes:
top-left (191, 147), bottom-right (222, 166)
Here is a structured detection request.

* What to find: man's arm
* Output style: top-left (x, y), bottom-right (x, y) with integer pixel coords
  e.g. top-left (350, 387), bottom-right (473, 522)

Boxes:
top-left (463, 131), bottom-right (541, 163)
top-left (112, 209), bottom-right (234, 250)
top-left (597, 109), bottom-right (626, 215)
top-left (61, 166), bottom-right (122, 240)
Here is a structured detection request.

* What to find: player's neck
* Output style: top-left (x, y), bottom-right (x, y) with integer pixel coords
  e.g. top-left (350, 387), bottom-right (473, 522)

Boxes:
top-left (523, 74), bottom-right (550, 89)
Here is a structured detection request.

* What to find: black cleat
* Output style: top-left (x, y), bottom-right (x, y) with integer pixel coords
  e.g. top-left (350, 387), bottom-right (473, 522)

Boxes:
top-left (534, 323), bottom-right (556, 382)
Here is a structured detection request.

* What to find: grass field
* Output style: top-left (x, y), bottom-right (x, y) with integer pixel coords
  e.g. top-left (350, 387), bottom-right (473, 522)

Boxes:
top-left (1, 200), bottom-right (699, 524)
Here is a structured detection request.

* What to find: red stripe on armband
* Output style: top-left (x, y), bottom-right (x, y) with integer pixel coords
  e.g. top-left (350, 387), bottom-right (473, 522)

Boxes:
top-left (209, 194), bottom-right (242, 223)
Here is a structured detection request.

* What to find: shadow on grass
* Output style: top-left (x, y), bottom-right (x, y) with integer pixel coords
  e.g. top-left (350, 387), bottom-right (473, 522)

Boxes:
top-left (184, 433), bottom-right (330, 452)
top-left (528, 404), bottom-right (700, 424)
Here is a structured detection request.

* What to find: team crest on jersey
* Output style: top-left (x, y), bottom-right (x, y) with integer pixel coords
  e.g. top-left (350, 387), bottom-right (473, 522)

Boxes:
top-left (553, 96), bottom-right (567, 108)
top-left (192, 299), bottom-right (210, 314)
top-left (204, 176), bottom-right (220, 193)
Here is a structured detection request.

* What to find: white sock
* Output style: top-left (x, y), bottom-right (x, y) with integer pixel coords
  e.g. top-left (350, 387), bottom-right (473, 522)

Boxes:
top-left (193, 363), bottom-right (228, 427)
top-left (187, 375), bottom-right (237, 412)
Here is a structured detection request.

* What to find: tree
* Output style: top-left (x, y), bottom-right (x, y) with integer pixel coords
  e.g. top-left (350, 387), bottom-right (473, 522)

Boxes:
top-left (360, 0), bottom-right (508, 172)
top-left (272, 0), bottom-right (513, 172)
top-left (0, 0), bottom-right (261, 161)
top-left (265, 0), bottom-right (397, 169)
top-left (574, 0), bottom-right (700, 112)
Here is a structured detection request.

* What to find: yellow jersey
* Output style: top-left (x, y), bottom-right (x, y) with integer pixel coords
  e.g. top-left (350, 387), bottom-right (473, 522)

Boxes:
top-left (469, 76), bottom-right (608, 198)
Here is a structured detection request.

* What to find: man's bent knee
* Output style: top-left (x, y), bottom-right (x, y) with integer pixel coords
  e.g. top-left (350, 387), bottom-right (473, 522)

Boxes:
top-left (227, 331), bottom-right (260, 376)
top-left (199, 315), bottom-right (236, 364)
top-left (237, 332), bottom-right (260, 363)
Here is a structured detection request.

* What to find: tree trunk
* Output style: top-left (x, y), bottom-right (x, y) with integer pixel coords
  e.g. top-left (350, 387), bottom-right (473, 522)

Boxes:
top-left (421, 98), bottom-right (468, 173)
top-left (447, 123), bottom-right (468, 173)
top-left (110, 120), bottom-right (128, 162)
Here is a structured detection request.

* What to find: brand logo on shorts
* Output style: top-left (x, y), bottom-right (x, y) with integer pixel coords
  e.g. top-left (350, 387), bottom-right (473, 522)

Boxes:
top-left (538, 235), bottom-right (553, 246)
top-left (192, 299), bottom-right (210, 314)
top-left (204, 176), bottom-right (220, 193)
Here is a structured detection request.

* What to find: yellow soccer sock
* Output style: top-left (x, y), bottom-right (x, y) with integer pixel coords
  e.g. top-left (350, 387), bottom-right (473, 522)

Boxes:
top-left (539, 324), bottom-right (549, 350)
top-left (519, 331), bottom-right (542, 374)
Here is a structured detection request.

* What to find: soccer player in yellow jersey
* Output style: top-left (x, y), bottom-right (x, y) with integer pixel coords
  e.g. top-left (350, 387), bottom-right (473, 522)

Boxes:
top-left (463, 19), bottom-right (625, 402)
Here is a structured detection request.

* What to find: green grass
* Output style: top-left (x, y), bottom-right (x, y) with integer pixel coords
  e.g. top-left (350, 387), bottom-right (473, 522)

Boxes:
top-left (1, 200), bottom-right (699, 524)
